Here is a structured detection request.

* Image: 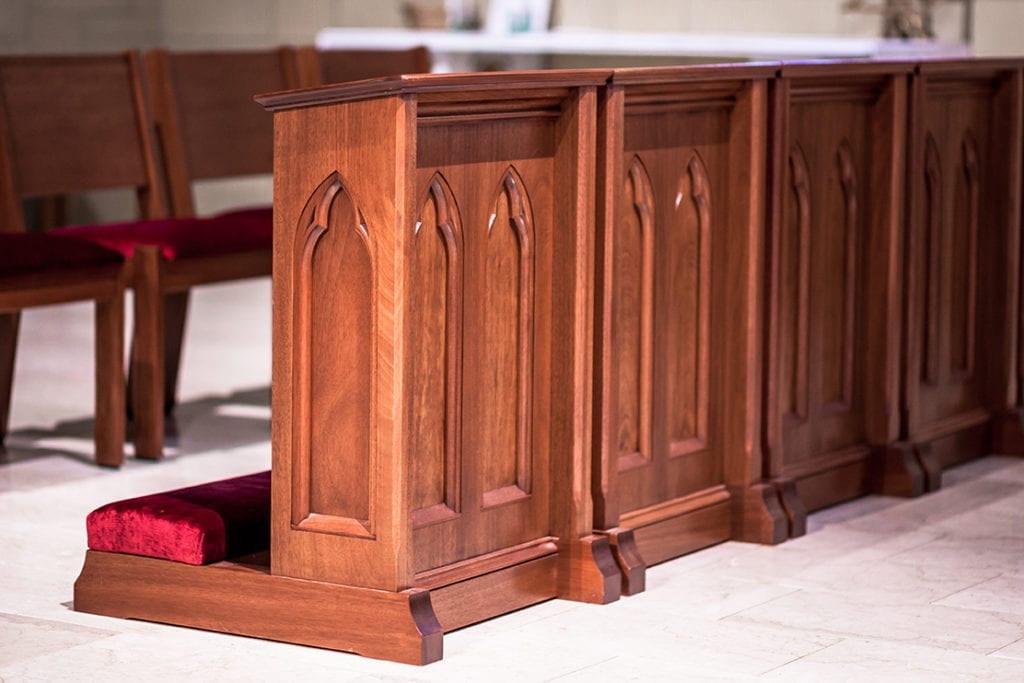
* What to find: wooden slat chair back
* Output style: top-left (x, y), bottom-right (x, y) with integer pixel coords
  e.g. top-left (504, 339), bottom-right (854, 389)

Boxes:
top-left (144, 48), bottom-right (300, 217)
top-left (0, 54), bottom-right (142, 466)
top-left (0, 53), bottom-right (164, 229)
top-left (118, 48), bottom-right (301, 459)
top-left (294, 46), bottom-right (431, 88)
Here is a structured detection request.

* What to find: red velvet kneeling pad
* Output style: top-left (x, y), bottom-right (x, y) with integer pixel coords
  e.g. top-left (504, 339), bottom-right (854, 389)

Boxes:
top-left (86, 471), bottom-right (271, 565)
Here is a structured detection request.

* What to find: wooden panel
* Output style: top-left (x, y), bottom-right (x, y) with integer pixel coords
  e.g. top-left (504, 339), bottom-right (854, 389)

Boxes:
top-left (269, 96), bottom-right (410, 591)
top-left (616, 157), bottom-right (656, 468)
top-left (904, 64), bottom-right (1022, 463)
top-left (615, 102), bottom-right (727, 515)
top-left (481, 167), bottom-right (535, 507)
top-left (594, 67), bottom-right (774, 550)
top-left (766, 65), bottom-right (909, 516)
top-left (411, 113), bottom-right (555, 574)
top-left (292, 173), bottom-right (374, 537)
top-left (409, 173), bottom-right (463, 524)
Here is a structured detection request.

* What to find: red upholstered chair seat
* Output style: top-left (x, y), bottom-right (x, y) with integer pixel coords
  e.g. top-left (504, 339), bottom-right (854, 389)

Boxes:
top-left (0, 233), bottom-right (124, 277)
top-left (52, 207), bottom-right (271, 261)
top-left (86, 471), bottom-right (271, 565)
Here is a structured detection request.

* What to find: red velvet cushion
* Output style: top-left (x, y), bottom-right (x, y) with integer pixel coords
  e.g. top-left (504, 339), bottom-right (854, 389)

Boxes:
top-left (51, 208), bottom-right (271, 261)
top-left (0, 233), bottom-right (123, 277)
top-left (86, 471), bottom-right (271, 565)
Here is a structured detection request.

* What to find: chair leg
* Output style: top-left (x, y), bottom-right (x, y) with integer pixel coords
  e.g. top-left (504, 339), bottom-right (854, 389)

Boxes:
top-left (131, 247), bottom-right (165, 460)
top-left (94, 293), bottom-right (125, 467)
top-left (0, 312), bottom-right (20, 446)
top-left (162, 290), bottom-right (189, 415)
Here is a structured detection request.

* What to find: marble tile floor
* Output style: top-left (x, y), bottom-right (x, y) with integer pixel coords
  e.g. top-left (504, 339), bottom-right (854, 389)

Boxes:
top-left (2, 279), bottom-right (1024, 681)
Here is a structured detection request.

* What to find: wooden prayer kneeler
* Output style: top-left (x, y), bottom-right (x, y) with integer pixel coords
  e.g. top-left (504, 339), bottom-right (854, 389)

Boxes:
top-left (76, 70), bottom-right (625, 666)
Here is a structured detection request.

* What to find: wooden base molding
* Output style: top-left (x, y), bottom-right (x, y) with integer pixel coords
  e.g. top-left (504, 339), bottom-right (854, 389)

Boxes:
top-left (74, 550), bottom-right (444, 666)
top-left (76, 541), bottom-right (610, 665)
top-left (619, 488), bottom-right (733, 566)
top-left (913, 419), bottom-right (991, 474)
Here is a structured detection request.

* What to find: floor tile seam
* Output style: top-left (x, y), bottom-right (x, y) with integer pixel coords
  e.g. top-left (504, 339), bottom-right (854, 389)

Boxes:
top-left (543, 655), bottom-right (617, 681)
top-left (724, 602), bottom-right (1021, 656)
top-left (929, 571), bottom-right (1015, 607)
top-left (755, 638), bottom-right (844, 676)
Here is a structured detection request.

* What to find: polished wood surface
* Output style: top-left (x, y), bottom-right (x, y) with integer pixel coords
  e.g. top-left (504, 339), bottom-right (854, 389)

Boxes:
top-left (75, 550), bottom-right (443, 665)
top-left (261, 70), bottom-right (619, 604)
top-left (905, 60), bottom-right (1024, 473)
top-left (594, 65), bottom-right (783, 586)
top-left (72, 58), bottom-right (1024, 664)
top-left (764, 62), bottom-right (913, 528)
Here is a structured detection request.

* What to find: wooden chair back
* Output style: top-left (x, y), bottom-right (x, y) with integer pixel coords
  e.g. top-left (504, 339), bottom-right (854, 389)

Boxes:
top-left (0, 52), bottom-right (164, 229)
top-left (295, 46), bottom-right (431, 88)
top-left (143, 48), bottom-right (301, 217)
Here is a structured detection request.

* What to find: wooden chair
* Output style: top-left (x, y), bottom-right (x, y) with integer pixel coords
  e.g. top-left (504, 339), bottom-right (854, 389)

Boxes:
top-left (0, 52), bottom-right (281, 461)
top-left (125, 48), bottom-right (302, 458)
top-left (0, 55), bottom-right (138, 466)
top-left (293, 46), bottom-right (431, 88)
top-left (0, 235), bottom-right (127, 467)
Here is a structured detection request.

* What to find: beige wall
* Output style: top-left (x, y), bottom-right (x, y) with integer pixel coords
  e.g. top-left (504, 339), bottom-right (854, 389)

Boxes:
top-left (2, 1), bottom-right (1020, 57)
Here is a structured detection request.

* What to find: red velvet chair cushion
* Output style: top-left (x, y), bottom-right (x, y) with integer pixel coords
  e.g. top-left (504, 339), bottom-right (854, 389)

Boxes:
top-left (51, 207), bottom-right (271, 261)
top-left (86, 470), bottom-right (271, 565)
top-left (0, 233), bottom-right (123, 277)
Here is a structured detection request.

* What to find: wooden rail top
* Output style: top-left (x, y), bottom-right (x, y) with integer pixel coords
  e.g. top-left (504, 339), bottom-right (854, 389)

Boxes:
top-left (254, 68), bottom-right (614, 111)
top-left (255, 58), bottom-right (1016, 112)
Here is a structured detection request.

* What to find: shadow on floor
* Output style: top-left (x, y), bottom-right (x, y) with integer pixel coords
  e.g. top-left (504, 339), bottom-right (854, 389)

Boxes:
top-left (2, 385), bottom-right (271, 469)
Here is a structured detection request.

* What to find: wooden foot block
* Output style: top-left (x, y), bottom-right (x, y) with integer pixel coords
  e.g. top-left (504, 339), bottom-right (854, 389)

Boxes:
top-left (728, 483), bottom-right (788, 545)
top-left (556, 535), bottom-right (621, 605)
top-left (913, 441), bottom-right (942, 492)
top-left (773, 479), bottom-right (807, 538)
top-left (871, 442), bottom-right (926, 498)
top-left (74, 550), bottom-right (443, 665)
top-left (601, 527), bottom-right (646, 596)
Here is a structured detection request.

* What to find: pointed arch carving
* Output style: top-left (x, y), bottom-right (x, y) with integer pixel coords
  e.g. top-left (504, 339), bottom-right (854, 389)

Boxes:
top-left (835, 141), bottom-right (858, 407)
top-left (957, 131), bottom-right (980, 377)
top-left (481, 166), bottom-right (535, 507)
top-left (922, 133), bottom-right (942, 384)
top-left (291, 171), bottom-right (376, 539)
top-left (787, 145), bottom-right (812, 419)
top-left (410, 172), bottom-right (463, 526)
top-left (617, 155), bottom-right (655, 469)
top-left (665, 152), bottom-right (712, 456)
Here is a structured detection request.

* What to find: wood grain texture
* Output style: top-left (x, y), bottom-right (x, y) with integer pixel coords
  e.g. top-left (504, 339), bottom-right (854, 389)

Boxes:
top-left (593, 67), bottom-right (777, 560)
top-left (904, 62), bottom-right (1024, 468)
top-left (267, 73), bottom-right (616, 611)
top-left (74, 551), bottom-right (443, 665)
top-left (765, 63), bottom-right (910, 518)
